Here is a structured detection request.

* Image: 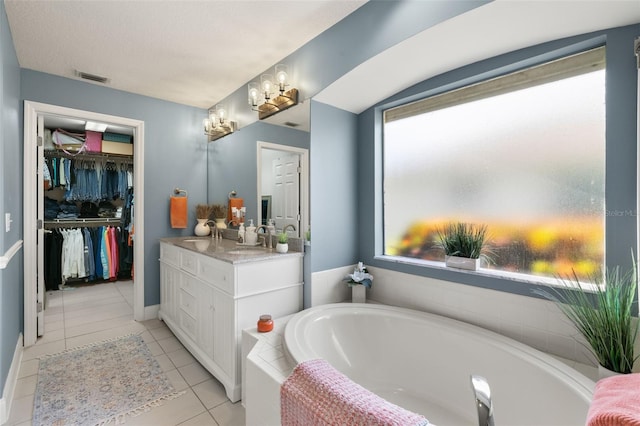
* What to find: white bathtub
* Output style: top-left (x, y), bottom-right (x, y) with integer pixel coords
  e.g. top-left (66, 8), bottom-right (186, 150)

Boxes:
top-left (283, 303), bottom-right (595, 426)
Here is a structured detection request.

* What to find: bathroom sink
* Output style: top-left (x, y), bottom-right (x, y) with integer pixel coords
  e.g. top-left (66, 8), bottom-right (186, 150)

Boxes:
top-left (182, 239), bottom-right (205, 242)
top-left (226, 249), bottom-right (267, 255)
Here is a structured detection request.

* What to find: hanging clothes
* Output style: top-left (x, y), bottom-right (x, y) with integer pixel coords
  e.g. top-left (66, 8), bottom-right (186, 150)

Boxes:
top-left (44, 230), bottom-right (63, 291)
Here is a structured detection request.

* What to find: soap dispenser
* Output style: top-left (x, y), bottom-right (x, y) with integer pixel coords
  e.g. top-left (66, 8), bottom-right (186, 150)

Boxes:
top-left (238, 222), bottom-right (245, 244)
top-left (245, 219), bottom-right (257, 245)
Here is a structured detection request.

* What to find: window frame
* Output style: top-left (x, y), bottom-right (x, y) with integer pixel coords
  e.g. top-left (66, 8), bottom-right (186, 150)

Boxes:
top-left (369, 33), bottom-right (638, 299)
top-left (381, 47), bottom-right (606, 286)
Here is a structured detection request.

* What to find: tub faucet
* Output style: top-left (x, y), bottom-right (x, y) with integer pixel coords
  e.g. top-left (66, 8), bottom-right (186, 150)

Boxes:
top-left (255, 225), bottom-right (272, 249)
top-left (470, 375), bottom-right (494, 426)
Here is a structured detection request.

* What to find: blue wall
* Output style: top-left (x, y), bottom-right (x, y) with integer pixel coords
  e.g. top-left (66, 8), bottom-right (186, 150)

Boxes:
top-left (21, 70), bottom-right (209, 307)
top-left (0, 0), bottom-right (22, 397)
top-left (357, 24), bottom-right (640, 297)
top-left (207, 120), bottom-right (309, 221)
top-left (310, 101), bottom-right (359, 272)
top-left (213, 1), bottom-right (488, 144)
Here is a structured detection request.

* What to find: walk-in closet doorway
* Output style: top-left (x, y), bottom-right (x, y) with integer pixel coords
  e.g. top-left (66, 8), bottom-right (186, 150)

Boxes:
top-left (23, 101), bottom-right (145, 346)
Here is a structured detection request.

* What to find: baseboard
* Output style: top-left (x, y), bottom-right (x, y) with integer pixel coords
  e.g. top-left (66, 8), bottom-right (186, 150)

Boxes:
top-left (0, 333), bottom-right (23, 425)
top-left (144, 304), bottom-right (160, 321)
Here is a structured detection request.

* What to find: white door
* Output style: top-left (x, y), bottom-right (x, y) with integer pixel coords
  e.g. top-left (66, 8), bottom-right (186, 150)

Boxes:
top-left (36, 115), bottom-right (45, 336)
top-left (272, 153), bottom-right (300, 236)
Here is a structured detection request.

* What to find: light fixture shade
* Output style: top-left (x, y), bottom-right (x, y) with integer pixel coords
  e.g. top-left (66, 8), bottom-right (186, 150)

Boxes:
top-left (215, 104), bottom-right (226, 122)
top-left (248, 82), bottom-right (260, 106)
top-left (275, 64), bottom-right (288, 92)
top-left (261, 74), bottom-right (274, 99)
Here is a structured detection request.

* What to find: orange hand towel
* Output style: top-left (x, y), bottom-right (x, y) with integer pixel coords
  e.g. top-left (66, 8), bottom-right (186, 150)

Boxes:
top-left (170, 196), bottom-right (188, 228)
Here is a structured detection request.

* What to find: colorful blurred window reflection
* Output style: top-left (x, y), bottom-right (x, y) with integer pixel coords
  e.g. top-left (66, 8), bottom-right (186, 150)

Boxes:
top-left (383, 49), bottom-right (605, 283)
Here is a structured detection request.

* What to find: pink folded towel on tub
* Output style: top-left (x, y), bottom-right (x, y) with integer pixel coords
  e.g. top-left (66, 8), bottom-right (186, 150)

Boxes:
top-left (587, 373), bottom-right (640, 426)
top-left (281, 359), bottom-right (429, 426)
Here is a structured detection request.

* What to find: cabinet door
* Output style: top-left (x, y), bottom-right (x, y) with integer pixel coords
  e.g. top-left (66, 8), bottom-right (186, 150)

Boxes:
top-left (198, 282), bottom-right (215, 358)
top-left (160, 261), bottom-right (180, 322)
top-left (212, 289), bottom-right (235, 379)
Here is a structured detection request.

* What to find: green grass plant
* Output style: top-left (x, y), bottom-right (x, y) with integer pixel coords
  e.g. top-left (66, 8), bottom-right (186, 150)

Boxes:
top-left (278, 232), bottom-right (288, 244)
top-left (437, 222), bottom-right (490, 260)
top-left (536, 263), bottom-right (638, 374)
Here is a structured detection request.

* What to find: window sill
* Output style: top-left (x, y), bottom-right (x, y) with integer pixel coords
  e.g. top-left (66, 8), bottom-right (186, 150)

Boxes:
top-left (374, 254), bottom-right (600, 293)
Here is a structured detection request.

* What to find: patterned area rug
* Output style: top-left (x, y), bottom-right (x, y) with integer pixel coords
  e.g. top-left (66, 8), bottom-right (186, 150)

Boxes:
top-left (33, 334), bottom-right (184, 425)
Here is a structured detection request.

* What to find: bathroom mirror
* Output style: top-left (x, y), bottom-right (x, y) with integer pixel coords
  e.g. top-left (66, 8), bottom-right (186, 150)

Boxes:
top-left (207, 102), bottom-right (310, 239)
top-left (257, 141), bottom-right (309, 238)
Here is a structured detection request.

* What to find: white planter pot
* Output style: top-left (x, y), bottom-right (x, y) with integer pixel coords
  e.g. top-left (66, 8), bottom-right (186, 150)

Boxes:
top-left (351, 285), bottom-right (366, 303)
top-left (598, 364), bottom-right (622, 379)
top-left (276, 243), bottom-right (288, 253)
top-left (194, 218), bottom-right (210, 236)
top-left (445, 255), bottom-right (480, 271)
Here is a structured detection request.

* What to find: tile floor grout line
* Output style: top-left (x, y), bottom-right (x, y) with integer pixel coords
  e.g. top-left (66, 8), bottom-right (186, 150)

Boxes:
top-left (7, 280), bottom-right (245, 426)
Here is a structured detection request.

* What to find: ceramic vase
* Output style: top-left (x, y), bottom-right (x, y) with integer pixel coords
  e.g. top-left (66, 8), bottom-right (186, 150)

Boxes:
top-left (352, 285), bottom-right (366, 303)
top-left (276, 243), bottom-right (288, 253)
top-left (598, 364), bottom-right (622, 379)
top-left (194, 218), bottom-right (210, 236)
top-left (215, 218), bottom-right (227, 230)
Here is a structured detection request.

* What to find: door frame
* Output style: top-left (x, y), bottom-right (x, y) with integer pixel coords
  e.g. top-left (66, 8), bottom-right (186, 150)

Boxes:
top-left (256, 141), bottom-right (309, 239)
top-left (23, 101), bottom-right (146, 346)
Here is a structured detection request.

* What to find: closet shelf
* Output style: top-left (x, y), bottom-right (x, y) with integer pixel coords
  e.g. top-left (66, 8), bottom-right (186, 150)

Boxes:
top-left (44, 150), bottom-right (133, 164)
top-left (44, 218), bottom-right (122, 228)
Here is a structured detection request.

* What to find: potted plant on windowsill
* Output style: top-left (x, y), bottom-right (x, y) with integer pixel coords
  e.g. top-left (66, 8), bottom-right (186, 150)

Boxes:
top-left (535, 261), bottom-right (639, 376)
top-left (437, 222), bottom-right (491, 271)
top-left (276, 232), bottom-right (288, 253)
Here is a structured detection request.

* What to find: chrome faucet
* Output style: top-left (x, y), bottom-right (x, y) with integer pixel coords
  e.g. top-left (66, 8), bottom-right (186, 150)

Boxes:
top-left (470, 375), bottom-right (494, 426)
top-left (206, 220), bottom-right (220, 240)
top-left (255, 225), bottom-right (272, 248)
top-left (282, 224), bottom-right (296, 234)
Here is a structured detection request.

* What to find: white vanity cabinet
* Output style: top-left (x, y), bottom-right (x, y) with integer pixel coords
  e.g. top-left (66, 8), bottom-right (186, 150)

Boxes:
top-left (158, 240), bottom-right (303, 402)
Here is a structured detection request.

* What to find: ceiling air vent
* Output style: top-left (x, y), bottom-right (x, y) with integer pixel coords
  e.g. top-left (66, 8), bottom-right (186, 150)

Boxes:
top-left (283, 121), bottom-right (299, 128)
top-left (75, 70), bottom-right (110, 84)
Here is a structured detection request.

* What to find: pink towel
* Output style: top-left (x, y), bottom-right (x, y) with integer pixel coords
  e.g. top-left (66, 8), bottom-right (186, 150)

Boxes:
top-left (281, 359), bottom-right (429, 426)
top-left (587, 373), bottom-right (640, 426)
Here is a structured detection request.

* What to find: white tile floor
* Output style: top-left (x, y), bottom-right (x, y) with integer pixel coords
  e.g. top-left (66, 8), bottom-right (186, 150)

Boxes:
top-left (5, 281), bottom-right (245, 426)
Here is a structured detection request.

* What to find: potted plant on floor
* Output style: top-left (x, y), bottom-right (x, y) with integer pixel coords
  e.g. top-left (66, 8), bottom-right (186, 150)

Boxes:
top-left (535, 260), bottom-right (639, 376)
top-left (437, 222), bottom-right (491, 271)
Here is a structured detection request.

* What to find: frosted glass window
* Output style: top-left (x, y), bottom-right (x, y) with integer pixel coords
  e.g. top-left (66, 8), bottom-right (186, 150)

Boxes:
top-left (383, 51), bottom-right (605, 282)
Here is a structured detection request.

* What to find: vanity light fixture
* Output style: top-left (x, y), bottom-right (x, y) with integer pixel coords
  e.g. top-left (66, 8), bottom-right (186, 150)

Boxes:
top-left (203, 104), bottom-right (237, 142)
top-left (248, 63), bottom-right (299, 120)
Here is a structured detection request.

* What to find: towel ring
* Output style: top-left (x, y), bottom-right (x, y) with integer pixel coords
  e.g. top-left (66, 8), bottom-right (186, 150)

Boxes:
top-left (174, 188), bottom-right (188, 197)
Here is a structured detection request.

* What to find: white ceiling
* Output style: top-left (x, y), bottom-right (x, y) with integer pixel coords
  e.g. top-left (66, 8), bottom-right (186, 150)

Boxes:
top-left (316, 0), bottom-right (640, 114)
top-left (5, 0), bottom-right (366, 110)
top-left (5, 1), bottom-right (640, 119)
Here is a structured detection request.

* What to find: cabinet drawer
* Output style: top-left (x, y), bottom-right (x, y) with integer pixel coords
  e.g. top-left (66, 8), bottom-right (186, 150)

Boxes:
top-left (179, 309), bottom-right (197, 341)
top-left (160, 243), bottom-right (180, 267)
top-left (180, 251), bottom-right (198, 274)
top-left (198, 257), bottom-right (234, 294)
top-left (181, 275), bottom-right (198, 296)
top-left (179, 288), bottom-right (197, 316)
